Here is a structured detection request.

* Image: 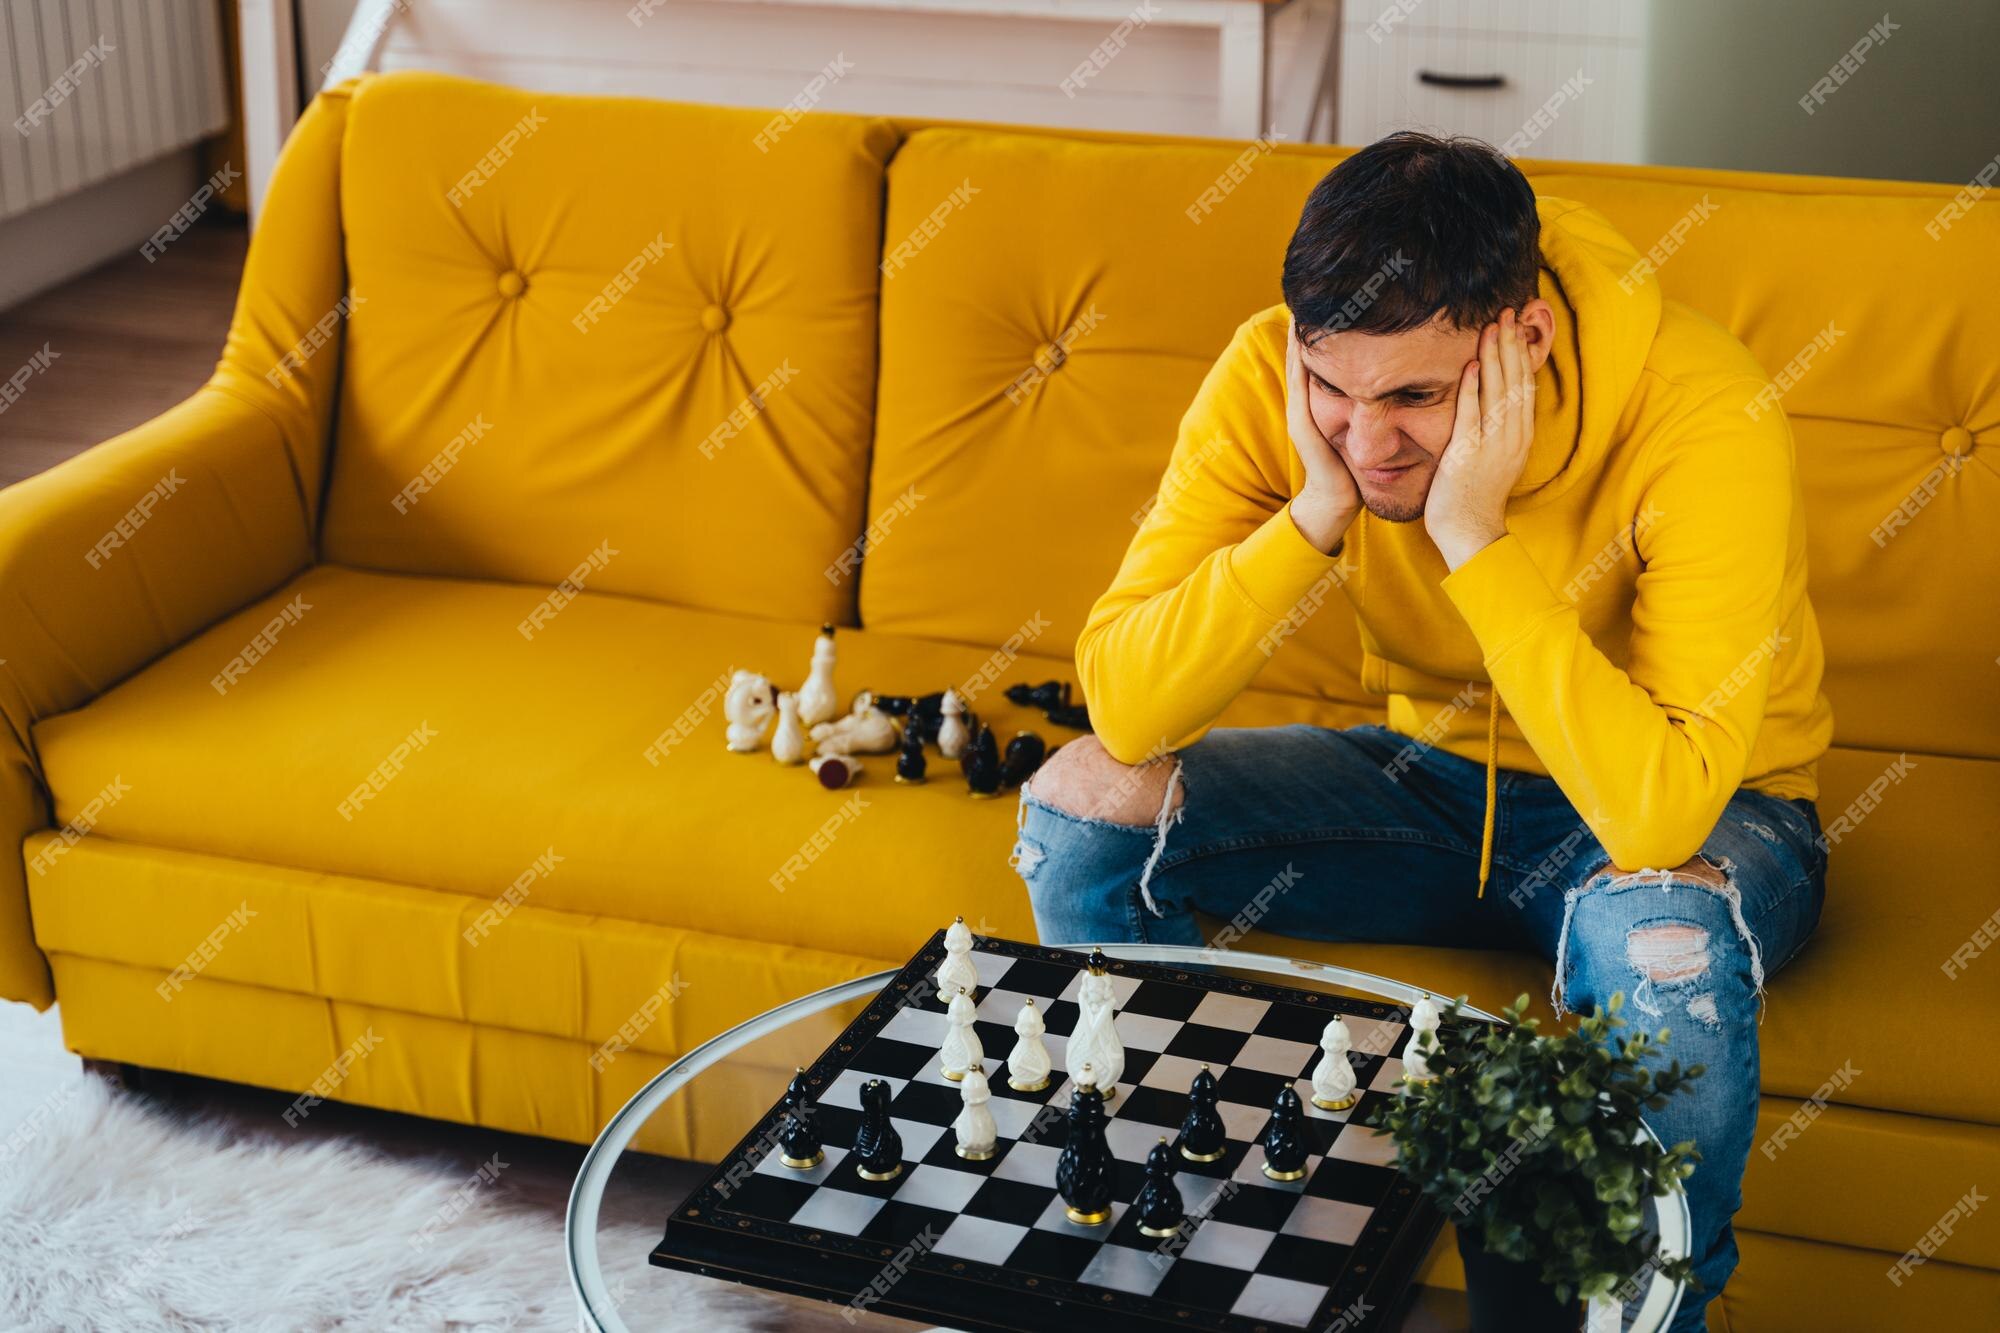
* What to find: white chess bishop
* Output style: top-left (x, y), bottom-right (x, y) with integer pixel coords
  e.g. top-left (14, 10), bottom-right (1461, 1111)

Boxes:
top-left (1310, 1017), bottom-right (1359, 1111)
top-left (1402, 995), bottom-right (1442, 1085)
top-left (953, 1065), bottom-right (998, 1160)
top-left (940, 988), bottom-right (983, 1082)
top-left (934, 916), bottom-right (979, 1003)
top-left (1006, 999), bottom-right (1051, 1092)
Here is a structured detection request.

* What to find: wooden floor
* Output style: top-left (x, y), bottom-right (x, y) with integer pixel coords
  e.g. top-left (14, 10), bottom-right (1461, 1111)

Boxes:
top-left (0, 218), bottom-right (247, 489)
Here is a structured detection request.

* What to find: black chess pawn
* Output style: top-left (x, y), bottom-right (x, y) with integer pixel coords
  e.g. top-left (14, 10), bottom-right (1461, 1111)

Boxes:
top-left (777, 1067), bottom-right (823, 1170)
top-left (1260, 1085), bottom-right (1309, 1181)
top-left (963, 724), bottom-right (1002, 798)
top-left (894, 725), bottom-right (928, 784)
top-left (853, 1077), bottom-right (904, 1182)
top-left (1056, 1067), bottom-right (1115, 1225)
top-left (999, 731), bottom-right (1047, 788)
top-left (1134, 1138), bottom-right (1188, 1239)
top-left (1178, 1065), bottom-right (1228, 1163)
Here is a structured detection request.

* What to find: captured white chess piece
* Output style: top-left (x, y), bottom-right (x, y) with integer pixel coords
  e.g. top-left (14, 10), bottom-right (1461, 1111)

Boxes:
top-left (811, 690), bottom-right (900, 757)
top-left (953, 1064), bottom-right (998, 1161)
top-left (797, 624), bottom-right (840, 728)
top-left (940, 988), bottom-right (983, 1082)
top-left (936, 690), bottom-right (969, 760)
top-left (1310, 1017), bottom-right (1359, 1111)
top-left (1006, 998), bottom-right (1052, 1092)
top-left (770, 691), bottom-right (808, 765)
top-left (723, 670), bottom-right (777, 752)
top-left (935, 916), bottom-right (980, 1003)
top-left (1077, 963), bottom-right (1124, 1098)
top-left (1402, 995), bottom-right (1442, 1086)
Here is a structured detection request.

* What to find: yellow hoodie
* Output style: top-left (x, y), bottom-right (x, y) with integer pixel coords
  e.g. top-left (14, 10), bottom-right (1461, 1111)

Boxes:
top-left (1079, 197), bottom-right (1834, 886)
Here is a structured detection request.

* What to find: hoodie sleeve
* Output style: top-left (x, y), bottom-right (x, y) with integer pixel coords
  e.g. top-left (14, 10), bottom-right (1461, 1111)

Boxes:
top-left (1077, 318), bottom-right (1350, 765)
top-left (1440, 377), bottom-right (1798, 871)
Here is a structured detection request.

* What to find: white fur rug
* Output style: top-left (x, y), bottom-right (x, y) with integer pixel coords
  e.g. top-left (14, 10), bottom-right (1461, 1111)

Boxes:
top-left (0, 1078), bottom-right (847, 1332)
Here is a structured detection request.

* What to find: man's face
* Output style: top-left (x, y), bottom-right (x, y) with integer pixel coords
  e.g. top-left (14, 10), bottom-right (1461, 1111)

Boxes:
top-left (1296, 313), bottom-right (1481, 523)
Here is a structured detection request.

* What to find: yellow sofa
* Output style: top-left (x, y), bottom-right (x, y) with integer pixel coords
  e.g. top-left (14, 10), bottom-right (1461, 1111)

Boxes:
top-left (4, 71), bottom-right (1996, 1326)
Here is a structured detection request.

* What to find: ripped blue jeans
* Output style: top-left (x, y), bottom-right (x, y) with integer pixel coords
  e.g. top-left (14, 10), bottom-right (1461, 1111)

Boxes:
top-left (1013, 723), bottom-right (1826, 1331)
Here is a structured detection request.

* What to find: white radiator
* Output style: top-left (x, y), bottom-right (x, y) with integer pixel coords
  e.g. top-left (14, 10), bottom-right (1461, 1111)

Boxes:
top-left (0, 0), bottom-right (230, 222)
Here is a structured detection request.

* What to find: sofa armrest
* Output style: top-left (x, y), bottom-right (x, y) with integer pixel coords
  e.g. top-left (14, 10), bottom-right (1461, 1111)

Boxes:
top-left (0, 81), bottom-right (362, 1007)
top-left (0, 388), bottom-right (315, 1006)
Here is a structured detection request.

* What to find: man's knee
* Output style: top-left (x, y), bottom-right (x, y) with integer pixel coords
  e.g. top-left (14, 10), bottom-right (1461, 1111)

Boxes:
top-left (1555, 855), bottom-right (1755, 1021)
top-left (1025, 735), bottom-right (1183, 826)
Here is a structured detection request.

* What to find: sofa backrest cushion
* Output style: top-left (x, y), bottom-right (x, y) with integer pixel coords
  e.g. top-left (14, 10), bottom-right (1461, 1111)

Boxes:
top-left (320, 72), bottom-right (898, 628)
top-left (864, 128), bottom-right (1999, 758)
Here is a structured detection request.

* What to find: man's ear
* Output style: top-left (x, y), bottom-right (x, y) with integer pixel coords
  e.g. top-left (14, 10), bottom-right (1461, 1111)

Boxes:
top-left (1517, 299), bottom-right (1557, 372)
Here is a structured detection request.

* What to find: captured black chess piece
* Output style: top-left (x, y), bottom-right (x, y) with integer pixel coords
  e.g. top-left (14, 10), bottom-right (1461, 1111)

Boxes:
top-left (1004, 680), bottom-right (1070, 712)
top-left (1178, 1065), bottom-right (1228, 1163)
top-left (1134, 1137), bottom-right (1188, 1239)
top-left (777, 1067), bottom-right (823, 1170)
top-left (853, 1077), bottom-right (904, 1182)
top-left (874, 690), bottom-right (947, 745)
top-left (1260, 1085), bottom-right (1309, 1181)
top-left (1003, 679), bottom-right (1094, 733)
top-left (962, 724), bottom-right (1002, 798)
top-left (1057, 1066), bottom-right (1115, 1225)
top-left (999, 731), bottom-right (1047, 788)
top-left (894, 726), bottom-right (928, 784)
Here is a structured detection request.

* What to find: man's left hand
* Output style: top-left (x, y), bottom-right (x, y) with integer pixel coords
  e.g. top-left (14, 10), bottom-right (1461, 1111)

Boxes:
top-left (1426, 308), bottom-right (1538, 571)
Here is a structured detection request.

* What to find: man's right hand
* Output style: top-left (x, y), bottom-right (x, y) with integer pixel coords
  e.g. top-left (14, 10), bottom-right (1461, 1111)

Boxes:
top-left (1283, 317), bottom-right (1361, 554)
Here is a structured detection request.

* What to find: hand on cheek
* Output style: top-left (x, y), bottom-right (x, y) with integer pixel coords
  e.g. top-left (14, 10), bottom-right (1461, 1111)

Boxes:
top-left (1424, 310), bottom-right (1537, 571)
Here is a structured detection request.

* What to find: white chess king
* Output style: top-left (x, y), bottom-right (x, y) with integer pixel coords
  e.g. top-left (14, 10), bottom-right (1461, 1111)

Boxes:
top-left (797, 624), bottom-right (840, 727)
top-left (940, 988), bottom-right (983, 1082)
top-left (934, 916), bottom-right (979, 1003)
top-left (1310, 1017), bottom-right (1358, 1111)
top-left (953, 1065), bottom-right (998, 1161)
top-left (1006, 999), bottom-right (1051, 1092)
top-left (1075, 957), bottom-right (1124, 1097)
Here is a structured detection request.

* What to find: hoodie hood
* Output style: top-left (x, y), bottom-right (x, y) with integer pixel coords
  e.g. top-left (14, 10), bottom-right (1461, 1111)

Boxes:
top-left (1515, 196), bottom-right (1661, 501)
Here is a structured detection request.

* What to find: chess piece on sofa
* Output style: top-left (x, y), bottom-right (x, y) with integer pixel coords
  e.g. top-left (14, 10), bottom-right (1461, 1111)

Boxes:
top-left (894, 727), bottom-right (928, 784)
top-left (770, 691), bottom-right (808, 765)
top-left (936, 690), bottom-right (969, 760)
top-left (797, 624), bottom-right (840, 727)
top-left (810, 691), bottom-right (899, 756)
top-left (723, 670), bottom-right (777, 752)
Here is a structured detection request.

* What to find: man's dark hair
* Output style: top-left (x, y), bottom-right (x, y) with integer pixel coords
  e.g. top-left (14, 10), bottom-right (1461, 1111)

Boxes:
top-left (1282, 131), bottom-right (1540, 342)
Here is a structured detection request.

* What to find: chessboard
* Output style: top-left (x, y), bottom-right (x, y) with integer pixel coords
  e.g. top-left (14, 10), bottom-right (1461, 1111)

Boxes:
top-left (652, 930), bottom-right (1467, 1333)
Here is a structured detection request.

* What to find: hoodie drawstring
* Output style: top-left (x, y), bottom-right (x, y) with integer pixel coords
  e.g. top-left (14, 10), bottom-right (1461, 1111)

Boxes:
top-left (1476, 687), bottom-right (1499, 899)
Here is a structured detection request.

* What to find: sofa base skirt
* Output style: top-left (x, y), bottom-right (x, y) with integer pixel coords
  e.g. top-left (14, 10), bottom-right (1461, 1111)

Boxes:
top-left (46, 952), bottom-right (846, 1161)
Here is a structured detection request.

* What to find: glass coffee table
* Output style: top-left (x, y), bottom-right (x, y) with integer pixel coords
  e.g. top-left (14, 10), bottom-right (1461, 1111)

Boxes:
top-left (567, 943), bottom-right (1688, 1332)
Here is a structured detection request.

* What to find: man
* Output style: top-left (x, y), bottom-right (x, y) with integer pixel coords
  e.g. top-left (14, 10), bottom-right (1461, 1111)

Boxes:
top-left (1012, 133), bottom-right (1832, 1325)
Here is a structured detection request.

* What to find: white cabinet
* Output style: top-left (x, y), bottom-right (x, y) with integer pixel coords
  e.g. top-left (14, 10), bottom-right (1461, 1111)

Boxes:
top-left (1337, 0), bottom-right (1651, 163)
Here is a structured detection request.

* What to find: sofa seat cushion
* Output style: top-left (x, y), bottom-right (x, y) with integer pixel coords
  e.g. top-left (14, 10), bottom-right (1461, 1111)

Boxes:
top-left (32, 567), bottom-right (1999, 1125)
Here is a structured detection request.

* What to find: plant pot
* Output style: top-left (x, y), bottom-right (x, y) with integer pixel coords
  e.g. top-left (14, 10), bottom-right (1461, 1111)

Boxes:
top-left (1456, 1226), bottom-right (1583, 1332)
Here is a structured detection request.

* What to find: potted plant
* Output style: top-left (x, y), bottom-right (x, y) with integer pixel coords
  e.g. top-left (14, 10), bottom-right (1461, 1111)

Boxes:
top-left (1369, 992), bottom-right (1703, 1331)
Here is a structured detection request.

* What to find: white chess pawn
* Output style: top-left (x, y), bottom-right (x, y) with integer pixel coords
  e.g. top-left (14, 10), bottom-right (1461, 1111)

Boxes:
top-left (723, 670), bottom-right (776, 752)
top-left (953, 1065), bottom-right (998, 1161)
top-left (1311, 1017), bottom-right (1359, 1111)
top-left (797, 625), bottom-right (840, 728)
top-left (940, 988), bottom-right (983, 1082)
top-left (936, 690), bottom-right (969, 760)
top-left (1402, 995), bottom-right (1441, 1085)
top-left (770, 691), bottom-right (808, 765)
top-left (1006, 999), bottom-right (1052, 1092)
top-left (1079, 968), bottom-right (1124, 1095)
top-left (935, 916), bottom-right (979, 1003)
